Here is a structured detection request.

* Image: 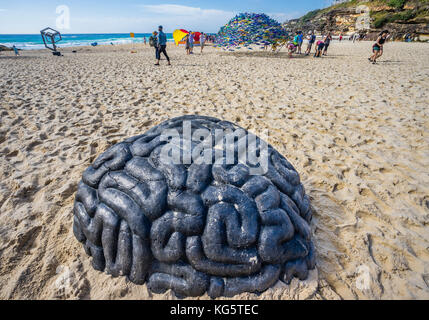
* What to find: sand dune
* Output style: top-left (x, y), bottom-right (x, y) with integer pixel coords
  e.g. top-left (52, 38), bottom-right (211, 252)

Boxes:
top-left (0, 41), bottom-right (428, 299)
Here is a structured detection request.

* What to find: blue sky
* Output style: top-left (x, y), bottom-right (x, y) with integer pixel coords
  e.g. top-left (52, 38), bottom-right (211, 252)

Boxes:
top-left (0, 0), bottom-right (333, 34)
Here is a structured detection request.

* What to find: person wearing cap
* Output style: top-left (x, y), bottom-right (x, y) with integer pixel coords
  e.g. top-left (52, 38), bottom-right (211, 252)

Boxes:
top-left (305, 31), bottom-right (316, 55)
top-left (155, 25), bottom-right (171, 66)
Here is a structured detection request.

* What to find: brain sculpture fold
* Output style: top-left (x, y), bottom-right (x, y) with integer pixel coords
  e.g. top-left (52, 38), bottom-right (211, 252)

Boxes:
top-left (73, 115), bottom-right (315, 298)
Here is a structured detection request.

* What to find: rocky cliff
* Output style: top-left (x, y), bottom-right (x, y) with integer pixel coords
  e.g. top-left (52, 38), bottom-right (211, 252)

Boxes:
top-left (283, 0), bottom-right (429, 40)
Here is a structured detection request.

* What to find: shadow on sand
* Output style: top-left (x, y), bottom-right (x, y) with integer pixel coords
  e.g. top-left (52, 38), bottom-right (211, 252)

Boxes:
top-left (219, 51), bottom-right (342, 60)
top-left (0, 56), bottom-right (39, 60)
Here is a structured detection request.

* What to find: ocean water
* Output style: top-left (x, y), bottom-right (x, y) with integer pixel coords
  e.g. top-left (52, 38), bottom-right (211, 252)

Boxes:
top-left (0, 33), bottom-right (174, 50)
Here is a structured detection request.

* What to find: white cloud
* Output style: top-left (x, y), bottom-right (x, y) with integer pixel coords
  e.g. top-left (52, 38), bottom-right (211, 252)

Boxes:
top-left (268, 12), bottom-right (303, 23)
top-left (141, 4), bottom-right (231, 16)
top-left (138, 4), bottom-right (235, 32)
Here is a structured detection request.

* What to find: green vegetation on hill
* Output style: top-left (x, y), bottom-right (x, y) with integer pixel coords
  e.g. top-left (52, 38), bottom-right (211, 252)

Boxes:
top-left (301, 9), bottom-right (322, 22)
top-left (292, 0), bottom-right (429, 30)
top-left (372, 9), bottom-right (416, 28)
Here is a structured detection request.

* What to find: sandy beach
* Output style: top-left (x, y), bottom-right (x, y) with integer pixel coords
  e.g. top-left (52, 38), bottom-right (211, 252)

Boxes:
top-left (0, 41), bottom-right (428, 300)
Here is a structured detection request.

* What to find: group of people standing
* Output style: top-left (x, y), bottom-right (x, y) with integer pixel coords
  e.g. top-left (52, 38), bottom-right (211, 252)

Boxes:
top-left (147, 27), bottom-right (212, 65)
top-left (145, 26), bottom-right (390, 66)
top-left (289, 31), bottom-right (332, 58)
top-left (184, 32), bottom-right (207, 55)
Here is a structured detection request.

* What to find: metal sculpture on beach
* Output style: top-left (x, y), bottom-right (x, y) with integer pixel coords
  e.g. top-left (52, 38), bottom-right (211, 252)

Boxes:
top-left (40, 27), bottom-right (62, 56)
top-left (73, 115), bottom-right (315, 298)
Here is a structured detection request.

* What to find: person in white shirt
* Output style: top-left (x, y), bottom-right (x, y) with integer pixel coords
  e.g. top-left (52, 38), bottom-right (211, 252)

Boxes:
top-left (200, 33), bottom-right (206, 53)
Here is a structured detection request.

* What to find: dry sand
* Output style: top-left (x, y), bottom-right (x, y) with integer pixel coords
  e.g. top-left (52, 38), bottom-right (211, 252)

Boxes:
top-left (0, 41), bottom-right (428, 300)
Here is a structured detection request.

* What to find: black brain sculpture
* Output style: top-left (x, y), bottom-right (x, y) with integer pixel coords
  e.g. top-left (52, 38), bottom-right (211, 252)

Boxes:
top-left (73, 115), bottom-right (315, 298)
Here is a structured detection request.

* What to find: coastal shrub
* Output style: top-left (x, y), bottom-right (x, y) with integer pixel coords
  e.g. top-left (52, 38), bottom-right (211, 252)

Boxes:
top-left (393, 9), bottom-right (416, 21)
top-left (301, 9), bottom-right (321, 22)
top-left (388, 0), bottom-right (407, 10)
top-left (373, 9), bottom-right (416, 27)
top-left (373, 13), bottom-right (390, 27)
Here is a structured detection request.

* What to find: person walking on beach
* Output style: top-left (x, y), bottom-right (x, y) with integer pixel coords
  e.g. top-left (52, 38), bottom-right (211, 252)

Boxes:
top-left (143, 36), bottom-right (147, 45)
top-left (189, 31), bottom-right (194, 54)
top-left (305, 31), bottom-right (316, 55)
top-left (12, 45), bottom-right (19, 56)
top-left (155, 25), bottom-right (171, 66)
top-left (369, 30), bottom-right (390, 64)
top-left (322, 32), bottom-right (332, 56)
top-left (200, 33), bottom-right (206, 54)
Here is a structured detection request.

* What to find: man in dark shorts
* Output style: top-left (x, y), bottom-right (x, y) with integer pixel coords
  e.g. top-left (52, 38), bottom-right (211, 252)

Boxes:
top-left (155, 25), bottom-right (171, 66)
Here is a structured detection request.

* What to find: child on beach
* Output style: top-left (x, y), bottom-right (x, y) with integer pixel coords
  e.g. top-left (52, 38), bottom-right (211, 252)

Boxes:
top-left (369, 30), bottom-right (390, 64)
top-left (314, 40), bottom-right (324, 57)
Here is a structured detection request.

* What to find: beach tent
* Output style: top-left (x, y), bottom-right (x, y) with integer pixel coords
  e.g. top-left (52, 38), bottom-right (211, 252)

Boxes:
top-left (173, 29), bottom-right (202, 46)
